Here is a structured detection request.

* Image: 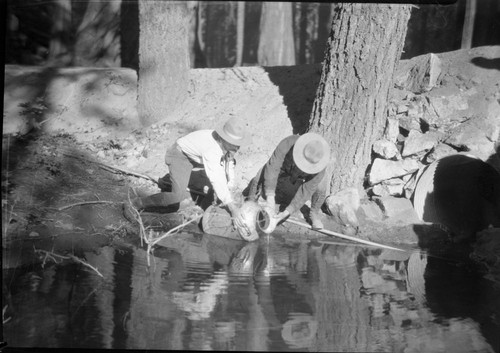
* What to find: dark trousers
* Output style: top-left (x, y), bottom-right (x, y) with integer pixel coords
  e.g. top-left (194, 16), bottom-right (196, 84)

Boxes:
top-left (137, 144), bottom-right (197, 209)
top-left (244, 167), bottom-right (328, 212)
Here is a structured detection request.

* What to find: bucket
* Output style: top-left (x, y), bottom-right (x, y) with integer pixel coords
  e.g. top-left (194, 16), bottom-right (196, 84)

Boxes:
top-left (201, 201), bottom-right (278, 241)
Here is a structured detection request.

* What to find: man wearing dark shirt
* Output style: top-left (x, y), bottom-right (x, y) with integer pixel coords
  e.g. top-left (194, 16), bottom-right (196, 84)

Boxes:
top-left (245, 133), bottom-right (330, 229)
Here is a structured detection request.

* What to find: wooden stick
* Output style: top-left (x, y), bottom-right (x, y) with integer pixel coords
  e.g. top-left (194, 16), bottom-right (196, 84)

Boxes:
top-left (63, 153), bottom-right (158, 184)
top-left (58, 200), bottom-right (116, 211)
top-left (285, 218), bottom-right (406, 252)
top-left (64, 152), bottom-right (210, 197)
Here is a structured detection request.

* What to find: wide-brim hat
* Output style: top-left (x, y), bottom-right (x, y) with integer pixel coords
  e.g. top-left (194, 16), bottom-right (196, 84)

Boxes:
top-left (215, 116), bottom-right (252, 146)
top-left (293, 132), bottom-right (330, 174)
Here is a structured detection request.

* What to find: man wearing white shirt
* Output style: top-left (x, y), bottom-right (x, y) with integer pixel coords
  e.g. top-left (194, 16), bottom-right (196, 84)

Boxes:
top-left (127, 116), bottom-right (250, 230)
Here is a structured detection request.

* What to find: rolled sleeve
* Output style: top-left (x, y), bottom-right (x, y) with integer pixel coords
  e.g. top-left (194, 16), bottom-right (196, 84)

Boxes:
top-left (202, 149), bottom-right (233, 205)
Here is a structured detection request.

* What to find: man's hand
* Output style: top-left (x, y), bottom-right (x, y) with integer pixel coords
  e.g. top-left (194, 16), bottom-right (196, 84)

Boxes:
top-left (265, 195), bottom-right (276, 212)
top-left (227, 202), bottom-right (251, 236)
top-left (273, 210), bottom-right (290, 224)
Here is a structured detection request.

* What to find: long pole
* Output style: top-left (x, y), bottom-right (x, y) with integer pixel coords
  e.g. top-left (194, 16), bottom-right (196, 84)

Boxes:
top-left (285, 218), bottom-right (406, 252)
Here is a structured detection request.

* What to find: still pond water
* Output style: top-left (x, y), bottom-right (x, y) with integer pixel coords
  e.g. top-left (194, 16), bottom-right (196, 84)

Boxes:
top-left (3, 231), bottom-right (499, 352)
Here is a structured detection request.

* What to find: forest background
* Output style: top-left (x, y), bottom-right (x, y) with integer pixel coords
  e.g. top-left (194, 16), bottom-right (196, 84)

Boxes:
top-left (4, 0), bottom-right (500, 70)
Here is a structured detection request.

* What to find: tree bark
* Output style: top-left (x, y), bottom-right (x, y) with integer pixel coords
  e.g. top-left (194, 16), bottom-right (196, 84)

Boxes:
top-left (138, 1), bottom-right (190, 126)
top-left (308, 3), bottom-right (411, 195)
top-left (257, 2), bottom-right (295, 66)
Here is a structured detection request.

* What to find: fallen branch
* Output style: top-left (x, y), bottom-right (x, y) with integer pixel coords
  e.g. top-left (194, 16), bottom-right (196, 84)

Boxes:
top-left (145, 214), bottom-right (203, 267)
top-left (68, 255), bottom-right (104, 278)
top-left (58, 200), bottom-right (116, 211)
top-left (63, 152), bottom-right (158, 184)
top-left (126, 191), bottom-right (147, 247)
top-left (34, 248), bottom-right (104, 278)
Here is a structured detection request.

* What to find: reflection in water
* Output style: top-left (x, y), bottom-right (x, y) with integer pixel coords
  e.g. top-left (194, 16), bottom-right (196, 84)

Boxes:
top-left (2, 233), bottom-right (498, 352)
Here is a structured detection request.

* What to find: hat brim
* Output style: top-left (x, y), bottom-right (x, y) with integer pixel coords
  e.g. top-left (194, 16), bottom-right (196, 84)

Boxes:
top-left (293, 133), bottom-right (330, 174)
top-left (215, 124), bottom-right (252, 146)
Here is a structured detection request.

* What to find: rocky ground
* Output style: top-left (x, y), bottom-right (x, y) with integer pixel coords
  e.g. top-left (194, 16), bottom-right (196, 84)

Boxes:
top-left (2, 46), bottom-right (500, 283)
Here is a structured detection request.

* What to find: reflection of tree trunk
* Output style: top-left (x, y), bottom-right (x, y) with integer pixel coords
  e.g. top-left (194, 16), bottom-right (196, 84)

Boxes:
top-left (138, 1), bottom-right (189, 126)
top-left (246, 279), bottom-right (269, 350)
top-left (84, 247), bottom-right (116, 348)
top-left (461, 0), bottom-right (476, 49)
top-left (47, 0), bottom-right (72, 66)
top-left (73, 0), bottom-right (121, 67)
top-left (311, 248), bottom-right (371, 351)
top-left (126, 248), bottom-right (184, 349)
top-left (257, 2), bottom-right (295, 66)
top-left (309, 3), bottom-right (411, 194)
top-left (235, 1), bottom-right (245, 66)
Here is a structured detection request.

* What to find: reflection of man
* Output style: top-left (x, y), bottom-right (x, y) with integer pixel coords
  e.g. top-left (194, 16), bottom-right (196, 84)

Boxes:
top-left (245, 133), bottom-right (330, 230)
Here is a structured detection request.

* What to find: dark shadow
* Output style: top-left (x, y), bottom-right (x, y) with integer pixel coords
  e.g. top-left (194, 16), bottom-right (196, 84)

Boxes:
top-left (470, 57), bottom-right (500, 71)
top-left (120, 0), bottom-right (139, 70)
top-left (263, 64), bottom-right (322, 134)
top-left (418, 154), bottom-right (500, 242)
top-left (486, 144), bottom-right (500, 174)
top-left (424, 249), bottom-right (500, 352)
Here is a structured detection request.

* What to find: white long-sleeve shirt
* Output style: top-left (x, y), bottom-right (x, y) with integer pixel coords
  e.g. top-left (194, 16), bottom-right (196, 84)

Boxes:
top-left (176, 129), bottom-right (233, 204)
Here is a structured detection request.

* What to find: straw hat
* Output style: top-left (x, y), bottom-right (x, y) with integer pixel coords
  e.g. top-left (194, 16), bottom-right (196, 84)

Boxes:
top-left (215, 117), bottom-right (252, 146)
top-left (293, 133), bottom-right (330, 174)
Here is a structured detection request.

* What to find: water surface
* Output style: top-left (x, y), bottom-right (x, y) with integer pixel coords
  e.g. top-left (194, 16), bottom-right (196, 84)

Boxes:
top-left (3, 232), bottom-right (499, 352)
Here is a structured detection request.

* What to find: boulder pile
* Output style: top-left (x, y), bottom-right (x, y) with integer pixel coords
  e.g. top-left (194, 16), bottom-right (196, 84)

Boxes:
top-left (327, 48), bottom-right (500, 233)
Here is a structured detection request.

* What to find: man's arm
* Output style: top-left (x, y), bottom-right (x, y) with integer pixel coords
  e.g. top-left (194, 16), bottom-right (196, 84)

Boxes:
top-left (202, 148), bottom-right (233, 205)
top-left (263, 135), bottom-right (297, 198)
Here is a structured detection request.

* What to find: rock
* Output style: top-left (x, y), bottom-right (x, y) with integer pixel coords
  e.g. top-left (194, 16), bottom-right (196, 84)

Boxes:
top-left (374, 196), bottom-right (421, 224)
top-left (424, 143), bottom-right (457, 164)
top-left (373, 139), bottom-right (400, 159)
top-left (373, 178), bottom-right (406, 197)
top-left (369, 158), bottom-right (420, 185)
top-left (394, 53), bottom-right (442, 93)
top-left (398, 115), bottom-right (421, 133)
top-left (384, 116), bottom-right (400, 143)
top-left (445, 117), bottom-right (499, 161)
top-left (325, 187), bottom-right (360, 228)
top-left (403, 168), bottom-right (425, 199)
top-left (425, 89), bottom-right (469, 128)
top-left (372, 184), bottom-right (391, 197)
top-left (402, 130), bottom-right (444, 157)
top-left (358, 201), bottom-right (384, 222)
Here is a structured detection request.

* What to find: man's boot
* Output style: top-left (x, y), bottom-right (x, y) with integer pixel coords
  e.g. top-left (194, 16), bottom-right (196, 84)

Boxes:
top-left (309, 208), bottom-right (324, 230)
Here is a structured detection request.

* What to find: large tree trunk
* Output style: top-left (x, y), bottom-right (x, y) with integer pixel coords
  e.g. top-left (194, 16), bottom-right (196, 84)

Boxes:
top-left (461, 0), bottom-right (476, 49)
top-left (257, 2), bottom-right (295, 66)
top-left (235, 1), bottom-right (245, 66)
top-left (308, 3), bottom-right (411, 195)
top-left (202, 2), bottom-right (237, 68)
top-left (73, 0), bottom-right (121, 67)
top-left (138, 1), bottom-right (189, 126)
top-left (293, 2), bottom-right (320, 65)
